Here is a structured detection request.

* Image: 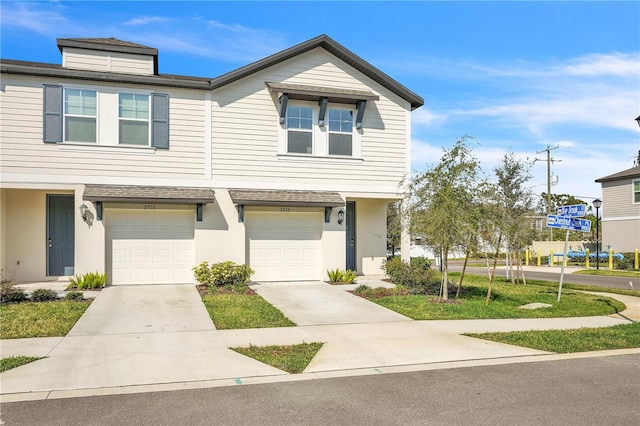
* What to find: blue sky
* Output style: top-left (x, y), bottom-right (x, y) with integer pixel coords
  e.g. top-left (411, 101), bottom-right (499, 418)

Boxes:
top-left (2, 1), bottom-right (639, 203)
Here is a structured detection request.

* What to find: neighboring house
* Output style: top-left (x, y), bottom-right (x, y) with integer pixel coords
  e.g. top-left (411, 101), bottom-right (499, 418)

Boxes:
top-left (595, 165), bottom-right (640, 252)
top-left (0, 35), bottom-right (423, 285)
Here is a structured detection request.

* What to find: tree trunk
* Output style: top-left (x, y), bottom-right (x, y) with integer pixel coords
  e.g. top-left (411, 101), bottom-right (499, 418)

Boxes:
top-left (441, 249), bottom-right (449, 300)
top-left (486, 233), bottom-right (503, 304)
top-left (456, 250), bottom-right (470, 298)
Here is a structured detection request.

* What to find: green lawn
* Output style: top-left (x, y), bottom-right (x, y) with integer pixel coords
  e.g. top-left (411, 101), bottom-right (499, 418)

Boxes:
top-left (573, 269), bottom-right (640, 278)
top-left (202, 293), bottom-right (295, 329)
top-left (0, 301), bottom-right (91, 339)
top-left (363, 277), bottom-right (626, 320)
top-left (467, 323), bottom-right (640, 353)
top-left (0, 356), bottom-right (45, 373)
top-left (231, 342), bottom-right (324, 374)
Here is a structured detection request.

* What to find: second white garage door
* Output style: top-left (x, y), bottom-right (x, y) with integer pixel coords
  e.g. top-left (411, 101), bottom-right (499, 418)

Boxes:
top-left (106, 209), bottom-right (194, 285)
top-left (247, 212), bottom-right (322, 282)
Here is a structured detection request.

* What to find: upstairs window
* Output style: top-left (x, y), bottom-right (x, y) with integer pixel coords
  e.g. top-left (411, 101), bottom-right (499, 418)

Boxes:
top-left (119, 93), bottom-right (150, 146)
top-left (634, 180), bottom-right (640, 203)
top-left (286, 105), bottom-right (313, 154)
top-left (64, 89), bottom-right (97, 143)
top-left (328, 109), bottom-right (353, 156)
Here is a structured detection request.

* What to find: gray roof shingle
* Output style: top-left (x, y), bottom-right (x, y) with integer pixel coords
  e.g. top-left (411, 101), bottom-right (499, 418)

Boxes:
top-left (229, 189), bottom-right (344, 207)
top-left (595, 166), bottom-right (640, 183)
top-left (83, 185), bottom-right (215, 204)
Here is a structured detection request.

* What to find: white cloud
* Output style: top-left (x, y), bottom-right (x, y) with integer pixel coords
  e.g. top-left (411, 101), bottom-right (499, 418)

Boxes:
top-left (124, 16), bottom-right (171, 26)
top-left (412, 108), bottom-right (446, 126)
top-left (0, 2), bottom-right (74, 34)
top-left (561, 52), bottom-right (639, 77)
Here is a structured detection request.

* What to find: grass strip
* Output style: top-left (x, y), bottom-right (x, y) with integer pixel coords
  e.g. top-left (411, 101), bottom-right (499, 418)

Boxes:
top-left (202, 293), bottom-right (295, 329)
top-left (0, 301), bottom-right (90, 339)
top-left (466, 323), bottom-right (640, 353)
top-left (573, 269), bottom-right (640, 278)
top-left (366, 278), bottom-right (626, 320)
top-left (0, 356), bottom-right (45, 373)
top-left (231, 342), bottom-right (323, 374)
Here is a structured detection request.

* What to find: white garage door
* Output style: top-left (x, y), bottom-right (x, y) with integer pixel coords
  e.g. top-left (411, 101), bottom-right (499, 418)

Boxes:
top-left (247, 212), bottom-right (321, 282)
top-left (106, 209), bottom-right (194, 285)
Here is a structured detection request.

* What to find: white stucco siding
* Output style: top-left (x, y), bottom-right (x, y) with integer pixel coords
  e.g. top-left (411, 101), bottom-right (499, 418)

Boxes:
top-left (211, 48), bottom-right (410, 193)
top-left (63, 48), bottom-right (154, 75)
top-left (0, 76), bottom-right (207, 182)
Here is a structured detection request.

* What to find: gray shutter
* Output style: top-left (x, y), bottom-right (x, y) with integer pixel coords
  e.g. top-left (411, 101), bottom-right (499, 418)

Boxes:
top-left (43, 85), bottom-right (63, 143)
top-left (151, 93), bottom-right (169, 149)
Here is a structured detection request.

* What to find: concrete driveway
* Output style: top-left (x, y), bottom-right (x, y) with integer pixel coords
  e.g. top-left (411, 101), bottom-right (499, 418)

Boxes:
top-left (250, 281), bottom-right (411, 325)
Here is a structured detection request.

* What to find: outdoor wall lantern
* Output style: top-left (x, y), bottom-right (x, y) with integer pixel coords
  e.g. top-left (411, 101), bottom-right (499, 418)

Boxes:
top-left (79, 203), bottom-right (89, 222)
top-left (337, 209), bottom-right (345, 225)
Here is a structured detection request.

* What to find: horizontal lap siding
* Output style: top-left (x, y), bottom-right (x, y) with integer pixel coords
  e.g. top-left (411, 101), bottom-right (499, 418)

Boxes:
top-left (211, 48), bottom-right (409, 190)
top-left (0, 76), bottom-right (206, 179)
top-left (602, 181), bottom-right (640, 218)
top-left (64, 49), bottom-right (153, 75)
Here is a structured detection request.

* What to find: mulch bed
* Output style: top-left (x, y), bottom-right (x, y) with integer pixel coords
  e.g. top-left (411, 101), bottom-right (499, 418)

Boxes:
top-left (196, 285), bottom-right (256, 297)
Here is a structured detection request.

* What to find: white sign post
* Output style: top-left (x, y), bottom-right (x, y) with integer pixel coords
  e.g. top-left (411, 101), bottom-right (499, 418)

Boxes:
top-left (546, 205), bottom-right (590, 301)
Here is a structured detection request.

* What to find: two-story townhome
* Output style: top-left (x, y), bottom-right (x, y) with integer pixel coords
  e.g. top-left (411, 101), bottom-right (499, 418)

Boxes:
top-left (0, 35), bottom-right (423, 286)
top-left (595, 165), bottom-right (640, 252)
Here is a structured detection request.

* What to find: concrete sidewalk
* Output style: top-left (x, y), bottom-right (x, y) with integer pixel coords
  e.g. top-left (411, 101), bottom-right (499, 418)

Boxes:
top-left (1, 282), bottom-right (638, 403)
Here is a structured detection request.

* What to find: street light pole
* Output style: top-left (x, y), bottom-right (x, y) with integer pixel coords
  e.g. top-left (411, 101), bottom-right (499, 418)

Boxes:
top-left (593, 198), bottom-right (602, 270)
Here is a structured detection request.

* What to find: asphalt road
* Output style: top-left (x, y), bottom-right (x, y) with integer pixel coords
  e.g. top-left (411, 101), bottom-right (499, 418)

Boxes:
top-left (450, 264), bottom-right (637, 290)
top-left (1, 354), bottom-right (638, 425)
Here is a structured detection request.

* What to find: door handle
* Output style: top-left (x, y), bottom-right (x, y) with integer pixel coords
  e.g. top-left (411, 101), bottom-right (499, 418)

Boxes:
top-left (350, 238), bottom-right (354, 247)
top-left (48, 238), bottom-right (52, 248)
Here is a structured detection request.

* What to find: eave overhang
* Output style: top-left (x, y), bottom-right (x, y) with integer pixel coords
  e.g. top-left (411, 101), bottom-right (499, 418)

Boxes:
top-left (83, 184), bottom-right (215, 204)
top-left (229, 189), bottom-right (344, 208)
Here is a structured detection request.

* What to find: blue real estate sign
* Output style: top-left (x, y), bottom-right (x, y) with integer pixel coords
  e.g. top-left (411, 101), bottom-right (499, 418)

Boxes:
top-left (556, 204), bottom-right (587, 217)
top-left (546, 214), bottom-right (592, 232)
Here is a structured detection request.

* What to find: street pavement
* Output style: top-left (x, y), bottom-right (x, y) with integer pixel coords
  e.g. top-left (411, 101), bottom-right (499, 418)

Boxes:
top-left (0, 274), bottom-right (638, 404)
top-left (2, 354), bottom-right (638, 425)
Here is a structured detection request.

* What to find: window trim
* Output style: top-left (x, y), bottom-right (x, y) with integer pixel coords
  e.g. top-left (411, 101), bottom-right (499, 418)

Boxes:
top-left (63, 87), bottom-right (98, 144)
top-left (633, 179), bottom-right (640, 204)
top-left (42, 84), bottom-right (169, 149)
top-left (285, 104), bottom-right (314, 155)
top-left (327, 108), bottom-right (354, 157)
top-left (118, 91), bottom-right (151, 147)
top-left (279, 100), bottom-right (361, 159)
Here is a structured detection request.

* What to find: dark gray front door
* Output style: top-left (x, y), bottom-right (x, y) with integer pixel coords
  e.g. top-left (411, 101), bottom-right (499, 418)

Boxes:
top-left (47, 195), bottom-right (74, 276)
top-left (346, 201), bottom-right (356, 271)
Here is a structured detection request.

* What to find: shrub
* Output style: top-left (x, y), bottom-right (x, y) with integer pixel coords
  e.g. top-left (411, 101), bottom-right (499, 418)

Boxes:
top-left (410, 256), bottom-right (432, 270)
top-left (342, 269), bottom-right (357, 284)
top-left (327, 269), bottom-right (357, 284)
top-left (64, 291), bottom-right (84, 301)
top-left (30, 288), bottom-right (58, 302)
top-left (382, 257), bottom-right (445, 295)
top-left (193, 261), bottom-right (254, 290)
top-left (0, 272), bottom-right (27, 303)
top-left (67, 272), bottom-right (106, 289)
top-left (327, 268), bottom-right (343, 283)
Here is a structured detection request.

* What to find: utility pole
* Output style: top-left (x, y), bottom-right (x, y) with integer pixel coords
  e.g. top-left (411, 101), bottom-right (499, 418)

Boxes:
top-left (535, 145), bottom-right (561, 241)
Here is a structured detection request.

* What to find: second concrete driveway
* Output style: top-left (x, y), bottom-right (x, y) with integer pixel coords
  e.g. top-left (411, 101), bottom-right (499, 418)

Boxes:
top-left (250, 281), bottom-right (411, 325)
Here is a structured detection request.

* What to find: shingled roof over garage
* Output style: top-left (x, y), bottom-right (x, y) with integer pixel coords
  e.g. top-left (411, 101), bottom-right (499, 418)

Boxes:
top-left (229, 189), bottom-right (344, 207)
top-left (83, 184), bottom-right (216, 204)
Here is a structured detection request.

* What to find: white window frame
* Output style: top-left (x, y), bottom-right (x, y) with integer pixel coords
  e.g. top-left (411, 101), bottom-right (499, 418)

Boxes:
top-left (278, 101), bottom-right (361, 159)
top-left (118, 91), bottom-right (151, 147)
top-left (63, 87), bottom-right (98, 143)
top-left (633, 179), bottom-right (640, 204)
top-left (285, 104), bottom-right (314, 155)
top-left (327, 107), bottom-right (354, 157)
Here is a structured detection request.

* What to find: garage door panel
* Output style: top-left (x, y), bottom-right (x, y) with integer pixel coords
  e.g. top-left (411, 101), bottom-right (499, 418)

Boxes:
top-left (107, 210), bottom-right (194, 285)
top-left (247, 212), bottom-right (321, 282)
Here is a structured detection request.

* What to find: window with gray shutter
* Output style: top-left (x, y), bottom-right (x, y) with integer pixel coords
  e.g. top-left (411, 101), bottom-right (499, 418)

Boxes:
top-left (43, 85), bottom-right (63, 143)
top-left (151, 93), bottom-right (169, 149)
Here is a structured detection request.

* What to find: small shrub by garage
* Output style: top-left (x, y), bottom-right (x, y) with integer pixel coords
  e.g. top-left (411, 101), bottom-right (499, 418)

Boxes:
top-left (193, 261), bottom-right (254, 292)
top-left (30, 288), bottom-right (58, 302)
top-left (67, 272), bottom-right (106, 290)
